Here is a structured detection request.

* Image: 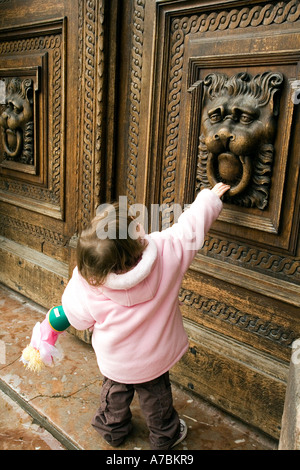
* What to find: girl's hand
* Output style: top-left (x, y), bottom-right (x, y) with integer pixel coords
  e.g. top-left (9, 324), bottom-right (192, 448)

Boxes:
top-left (211, 182), bottom-right (231, 198)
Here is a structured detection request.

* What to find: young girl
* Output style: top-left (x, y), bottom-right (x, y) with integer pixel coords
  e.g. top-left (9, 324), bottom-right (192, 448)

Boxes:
top-left (61, 182), bottom-right (229, 450)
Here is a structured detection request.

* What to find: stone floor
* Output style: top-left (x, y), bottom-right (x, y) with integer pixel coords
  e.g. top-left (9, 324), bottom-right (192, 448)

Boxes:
top-left (0, 283), bottom-right (278, 451)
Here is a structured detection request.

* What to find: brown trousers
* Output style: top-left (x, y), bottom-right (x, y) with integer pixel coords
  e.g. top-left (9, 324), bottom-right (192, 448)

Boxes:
top-left (91, 372), bottom-right (180, 450)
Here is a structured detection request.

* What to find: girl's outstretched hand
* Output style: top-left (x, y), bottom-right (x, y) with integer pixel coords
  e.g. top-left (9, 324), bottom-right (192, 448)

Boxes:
top-left (211, 182), bottom-right (231, 198)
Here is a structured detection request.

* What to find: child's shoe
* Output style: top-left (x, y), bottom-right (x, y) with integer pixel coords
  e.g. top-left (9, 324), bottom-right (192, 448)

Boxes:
top-left (171, 419), bottom-right (187, 448)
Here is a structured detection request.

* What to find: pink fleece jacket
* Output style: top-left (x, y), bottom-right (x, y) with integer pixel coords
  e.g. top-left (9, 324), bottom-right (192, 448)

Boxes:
top-left (62, 189), bottom-right (223, 383)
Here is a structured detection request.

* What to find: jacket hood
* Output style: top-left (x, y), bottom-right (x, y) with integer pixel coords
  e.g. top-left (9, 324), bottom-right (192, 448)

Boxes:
top-left (101, 237), bottom-right (161, 307)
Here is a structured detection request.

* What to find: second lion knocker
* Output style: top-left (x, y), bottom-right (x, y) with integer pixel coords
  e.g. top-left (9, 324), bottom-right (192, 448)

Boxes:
top-left (0, 77), bottom-right (34, 166)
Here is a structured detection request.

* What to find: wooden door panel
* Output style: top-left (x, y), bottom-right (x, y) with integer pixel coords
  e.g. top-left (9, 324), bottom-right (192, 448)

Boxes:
top-left (0, 0), bottom-right (109, 315)
top-left (151, 2), bottom-right (299, 266)
top-left (0, 0), bottom-right (80, 305)
top-left (0, 18), bottom-right (66, 220)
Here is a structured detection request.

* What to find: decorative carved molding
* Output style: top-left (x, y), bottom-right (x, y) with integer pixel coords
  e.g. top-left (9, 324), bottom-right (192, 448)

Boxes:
top-left (179, 287), bottom-right (296, 347)
top-left (126, 0), bottom-right (145, 206)
top-left (0, 179), bottom-right (56, 202)
top-left (78, 0), bottom-right (96, 228)
top-left (95, 1), bottom-right (105, 208)
top-left (52, 35), bottom-right (63, 202)
top-left (0, 213), bottom-right (69, 246)
top-left (0, 35), bottom-right (62, 54)
top-left (77, 0), bottom-right (105, 230)
top-left (200, 235), bottom-right (300, 282)
top-left (177, 1), bottom-right (299, 33)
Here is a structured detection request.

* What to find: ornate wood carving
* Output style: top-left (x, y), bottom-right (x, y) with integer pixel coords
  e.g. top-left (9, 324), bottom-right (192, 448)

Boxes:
top-left (0, 77), bottom-right (34, 165)
top-left (179, 287), bottom-right (296, 348)
top-left (126, 0), bottom-right (145, 206)
top-left (201, 235), bottom-right (300, 283)
top-left (0, 20), bottom-right (65, 219)
top-left (197, 71), bottom-right (283, 210)
top-left (0, 213), bottom-right (69, 246)
top-left (161, 0), bottom-right (300, 208)
top-left (77, 0), bottom-right (105, 231)
top-left (0, 66), bottom-right (41, 177)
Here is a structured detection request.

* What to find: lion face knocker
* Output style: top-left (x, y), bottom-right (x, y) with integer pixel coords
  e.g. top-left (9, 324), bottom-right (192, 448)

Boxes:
top-left (197, 72), bottom-right (283, 209)
top-left (0, 77), bottom-right (34, 165)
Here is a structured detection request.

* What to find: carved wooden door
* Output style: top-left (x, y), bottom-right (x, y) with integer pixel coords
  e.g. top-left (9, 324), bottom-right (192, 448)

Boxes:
top-left (115, 0), bottom-right (300, 438)
top-left (1, 0), bottom-right (299, 440)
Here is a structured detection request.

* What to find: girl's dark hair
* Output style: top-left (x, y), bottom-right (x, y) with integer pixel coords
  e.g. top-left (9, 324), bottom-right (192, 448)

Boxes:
top-left (77, 203), bottom-right (146, 286)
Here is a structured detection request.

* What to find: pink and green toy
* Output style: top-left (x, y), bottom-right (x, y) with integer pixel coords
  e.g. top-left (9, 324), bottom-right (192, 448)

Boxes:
top-left (21, 305), bottom-right (70, 373)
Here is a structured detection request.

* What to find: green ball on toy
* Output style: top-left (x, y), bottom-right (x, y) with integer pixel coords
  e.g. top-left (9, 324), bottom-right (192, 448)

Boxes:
top-left (48, 306), bottom-right (70, 332)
